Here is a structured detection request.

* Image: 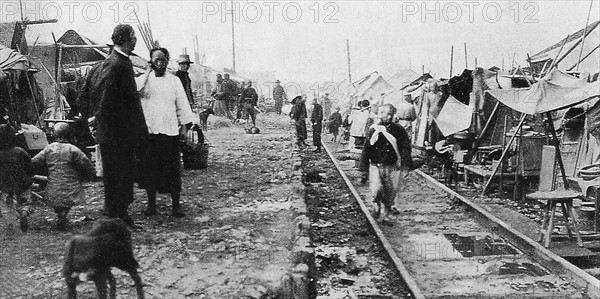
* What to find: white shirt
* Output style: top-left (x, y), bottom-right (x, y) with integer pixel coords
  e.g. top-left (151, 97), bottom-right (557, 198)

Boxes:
top-left (138, 71), bottom-right (198, 136)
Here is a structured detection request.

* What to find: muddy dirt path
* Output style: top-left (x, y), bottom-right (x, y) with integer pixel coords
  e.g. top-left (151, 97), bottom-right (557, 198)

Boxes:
top-left (1, 115), bottom-right (297, 299)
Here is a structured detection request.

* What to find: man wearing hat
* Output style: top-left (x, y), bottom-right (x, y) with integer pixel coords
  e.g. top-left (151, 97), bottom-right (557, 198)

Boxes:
top-left (175, 54), bottom-right (195, 107)
top-left (273, 80), bottom-right (287, 115)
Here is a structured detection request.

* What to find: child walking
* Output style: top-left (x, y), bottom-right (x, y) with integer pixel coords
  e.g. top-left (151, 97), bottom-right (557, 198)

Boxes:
top-left (32, 123), bottom-right (95, 230)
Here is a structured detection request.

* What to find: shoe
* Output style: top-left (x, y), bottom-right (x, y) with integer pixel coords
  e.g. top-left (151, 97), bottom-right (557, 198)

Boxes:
top-left (144, 208), bottom-right (157, 216)
top-left (171, 207), bottom-right (186, 218)
top-left (121, 215), bottom-right (141, 229)
top-left (56, 217), bottom-right (68, 231)
top-left (171, 209), bottom-right (187, 218)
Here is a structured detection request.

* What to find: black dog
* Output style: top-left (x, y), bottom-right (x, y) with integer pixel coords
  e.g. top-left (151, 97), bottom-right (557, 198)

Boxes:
top-left (198, 107), bottom-right (215, 130)
top-left (63, 218), bottom-right (144, 299)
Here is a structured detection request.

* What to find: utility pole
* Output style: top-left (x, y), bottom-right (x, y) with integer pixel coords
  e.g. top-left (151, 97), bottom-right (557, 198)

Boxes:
top-left (230, 0), bottom-right (236, 71)
top-left (346, 39), bottom-right (352, 83)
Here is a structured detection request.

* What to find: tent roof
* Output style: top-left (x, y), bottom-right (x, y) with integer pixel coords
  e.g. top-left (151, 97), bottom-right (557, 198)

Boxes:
top-left (529, 20), bottom-right (600, 73)
top-left (388, 69), bottom-right (420, 89)
top-left (353, 71), bottom-right (393, 97)
top-left (486, 69), bottom-right (599, 115)
top-left (57, 30), bottom-right (108, 62)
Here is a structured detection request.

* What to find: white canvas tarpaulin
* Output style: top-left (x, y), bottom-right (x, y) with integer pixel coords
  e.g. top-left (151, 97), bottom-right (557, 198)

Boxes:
top-left (486, 69), bottom-right (597, 115)
top-left (434, 96), bottom-right (472, 137)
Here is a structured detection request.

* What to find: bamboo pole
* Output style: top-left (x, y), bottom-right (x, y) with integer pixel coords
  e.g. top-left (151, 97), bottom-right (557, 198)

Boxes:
top-left (499, 115), bottom-right (508, 197)
top-left (544, 34), bottom-right (570, 77)
top-left (464, 43), bottom-right (468, 69)
top-left (482, 113), bottom-right (527, 195)
top-left (568, 44), bottom-right (599, 71)
top-left (346, 39), bottom-right (352, 83)
top-left (473, 101), bottom-right (500, 151)
top-left (576, 0), bottom-right (595, 71)
top-left (510, 52), bottom-right (516, 73)
top-left (552, 26), bottom-right (597, 72)
top-left (16, 45), bottom-right (44, 127)
top-left (449, 45), bottom-right (454, 78)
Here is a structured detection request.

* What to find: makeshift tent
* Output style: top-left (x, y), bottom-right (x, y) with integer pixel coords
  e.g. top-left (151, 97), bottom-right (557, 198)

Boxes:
top-left (388, 69), bottom-right (420, 90)
top-left (482, 69), bottom-right (599, 194)
top-left (487, 69), bottom-right (597, 115)
top-left (434, 96), bottom-right (472, 137)
top-left (352, 71), bottom-right (393, 108)
top-left (529, 20), bottom-right (600, 75)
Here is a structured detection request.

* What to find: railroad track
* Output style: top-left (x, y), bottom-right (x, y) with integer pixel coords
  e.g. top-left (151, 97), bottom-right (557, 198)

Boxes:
top-left (321, 141), bottom-right (600, 299)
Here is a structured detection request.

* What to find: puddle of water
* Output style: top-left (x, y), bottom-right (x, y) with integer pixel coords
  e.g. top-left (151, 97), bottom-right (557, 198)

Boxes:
top-left (443, 233), bottom-right (519, 257)
top-left (499, 262), bottom-right (548, 276)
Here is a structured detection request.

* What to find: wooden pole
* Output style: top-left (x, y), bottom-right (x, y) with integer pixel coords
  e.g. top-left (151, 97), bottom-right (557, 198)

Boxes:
top-left (514, 123), bottom-right (522, 200)
top-left (346, 39), bottom-right (352, 83)
top-left (499, 115), bottom-right (508, 197)
top-left (510, 52), bottom-right (516, 73)
top-left (482, 113), bottom-right (527, 195)
top-left (464, 43), bottom-right (468, 69)
top-left (568, 44), bottom-right (599, 71)
top-left (473, 101), bottom-right (500, 151)
top-left (546, 112), bottom-right (569, 189)
top-left (231, 0), bottom-right (236, 71)
top-left (576, 0), bottom-right (595, 71)
top-left (57, 45), bottom-right (63, 85)
top-left (545, 34), bottom-right (570, 76)
top-left (553, 26), bottom-right (597, 72)
top-left (449, 45), bottom-right (454, 78)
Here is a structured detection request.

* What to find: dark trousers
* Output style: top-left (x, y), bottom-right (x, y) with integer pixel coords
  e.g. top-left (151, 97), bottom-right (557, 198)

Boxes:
top-left (295, 119), bottom-right (307, 142)
top-left (312, 121), bottom-right (322, 147)
top-left (99, 142), bottom-right (135, 218)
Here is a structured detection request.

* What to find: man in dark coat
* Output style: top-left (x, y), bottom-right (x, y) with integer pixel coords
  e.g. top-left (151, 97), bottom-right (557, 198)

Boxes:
top-left (359, 104), bottom-right (413, 223)
top-left (310, 98), bottom-right (323, 152)
top-left (78, 24), bottom-right (147, 226)
top-left (175, 54), bottom-right (195, 107)
top-left (328, 107), bottom-right (343, 141)
top-left (273, 80), bottom-right (286, 115)
top-left (240, 80), bottom-right (259, 128)
top-left (290, 95), bottom-right (308, 149)
top-left (222, 73), bottom-right (238, 113)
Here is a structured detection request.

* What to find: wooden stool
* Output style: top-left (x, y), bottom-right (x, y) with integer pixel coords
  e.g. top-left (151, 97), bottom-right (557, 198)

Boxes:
top-left (526, 190), bottom-right (584, 248)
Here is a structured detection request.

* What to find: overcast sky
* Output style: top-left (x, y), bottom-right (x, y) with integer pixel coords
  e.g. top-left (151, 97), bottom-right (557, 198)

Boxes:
top-left (7, 0), bottom-right (600, 83)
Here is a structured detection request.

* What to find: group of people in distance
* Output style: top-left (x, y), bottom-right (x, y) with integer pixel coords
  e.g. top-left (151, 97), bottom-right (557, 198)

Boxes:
top-left (289, 94), bottom-right (415, 224)
top-left (210, 73), bottom-right (259, 129)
